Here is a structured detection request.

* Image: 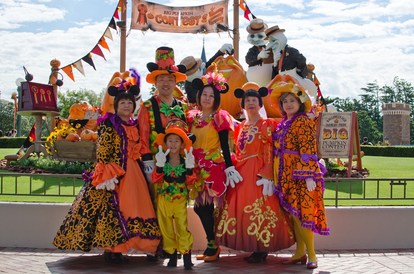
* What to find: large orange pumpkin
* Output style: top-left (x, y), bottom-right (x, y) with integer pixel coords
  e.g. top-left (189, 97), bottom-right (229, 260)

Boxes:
top-left (206, 56), bottom-right (247, 118)
top-left (66, 133), bottom-right (81, 142)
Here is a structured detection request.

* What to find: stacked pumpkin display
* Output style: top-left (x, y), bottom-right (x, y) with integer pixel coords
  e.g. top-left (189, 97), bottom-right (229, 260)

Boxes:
top-left (46, 101), bottom-right (100, 162)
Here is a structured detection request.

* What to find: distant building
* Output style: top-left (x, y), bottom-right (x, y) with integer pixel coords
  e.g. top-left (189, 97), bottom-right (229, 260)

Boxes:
top-left (382, 103), bottom-right (411, 145)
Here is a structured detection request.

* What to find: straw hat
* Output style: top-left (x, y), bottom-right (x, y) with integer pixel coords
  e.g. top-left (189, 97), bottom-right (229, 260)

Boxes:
top-left (246, 18), bottom-right (268, 34)
top-left (180, 56), bottom-right (202, 76)
top-left (265, 25), bottom-right (285, 37)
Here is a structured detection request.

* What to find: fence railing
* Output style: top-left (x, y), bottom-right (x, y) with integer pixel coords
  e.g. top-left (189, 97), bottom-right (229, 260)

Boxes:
top-left (1, 173), bottom-right (414, 207)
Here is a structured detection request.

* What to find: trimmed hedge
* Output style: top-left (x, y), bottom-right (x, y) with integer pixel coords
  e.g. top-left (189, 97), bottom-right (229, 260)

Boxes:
top-left (0, 137), bottom-right (47, 148)
top-left (361, 145), bottom-right (414, 157)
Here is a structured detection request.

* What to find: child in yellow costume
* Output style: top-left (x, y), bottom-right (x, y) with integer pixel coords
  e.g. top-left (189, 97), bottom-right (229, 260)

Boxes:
top-left (151, 120), bottom-right (196, 270)
top-left (271, 82), bottom-right (329, 269)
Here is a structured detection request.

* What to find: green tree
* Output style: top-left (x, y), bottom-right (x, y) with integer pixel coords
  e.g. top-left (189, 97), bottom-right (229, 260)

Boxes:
top-left (57, 89), bottom-right (102, 118)
top-left (0, 99), bottom-right (14, 135)
top-left (359, 82), bottom-right (382, 130)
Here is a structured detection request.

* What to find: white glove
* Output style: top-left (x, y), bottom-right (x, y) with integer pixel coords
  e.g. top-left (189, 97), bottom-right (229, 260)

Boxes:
top-left (257, 49), bottom-right (269, 60)
top-left (219, 43), bottom-right (233, 54)
top-left (143, 159), bottom-right (155, 183)
top-left (305, 178), bottom-right (316, 192)
top-left (319, 158), bottom-right (326, 168)
top-left (225, 166), bottom-right (243, 188)
top-left (96, 176), bottom-right (119, 191)
top-left (184, 147), bottom-right (195, 169)
top-left (155, 145), bottom-right (169, 167)
top-left (256, 178), bottom-right (275, 196)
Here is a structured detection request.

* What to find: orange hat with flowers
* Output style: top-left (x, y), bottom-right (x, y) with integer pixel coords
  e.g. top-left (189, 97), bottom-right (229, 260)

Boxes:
top-left (269, 75), bottom-right (312, 115)
top-left (155, 119), bottom-right (194, 152)
top-left (146, 47), bottom-right (187, 84)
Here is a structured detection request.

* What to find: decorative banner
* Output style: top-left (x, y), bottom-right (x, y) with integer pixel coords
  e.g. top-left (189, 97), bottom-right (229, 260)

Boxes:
top-left (131, 0), bottom-right (229, 33)
top-left (59, 0), bottom-right (125, 82)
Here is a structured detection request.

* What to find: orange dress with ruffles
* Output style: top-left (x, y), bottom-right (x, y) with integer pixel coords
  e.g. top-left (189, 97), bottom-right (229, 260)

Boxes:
top-left (215, 118), bottom-right (295, 252)
top-left (53, 113), bottom-right (161, 252)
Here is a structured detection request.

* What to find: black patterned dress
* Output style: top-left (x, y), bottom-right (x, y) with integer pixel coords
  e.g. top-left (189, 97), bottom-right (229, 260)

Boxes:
top-left (53, 113), bottom-right (161, 252)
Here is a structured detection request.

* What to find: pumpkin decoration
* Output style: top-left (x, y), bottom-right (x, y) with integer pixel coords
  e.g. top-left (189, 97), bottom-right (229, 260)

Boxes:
top-left (206, 56), bottom-right (247, 119)
top-left (80, 129), bottom-right (98, 142)
top-left (66, 132), bottom-right (81, 142)
top-left (68, 101), bottom-right (100, 131)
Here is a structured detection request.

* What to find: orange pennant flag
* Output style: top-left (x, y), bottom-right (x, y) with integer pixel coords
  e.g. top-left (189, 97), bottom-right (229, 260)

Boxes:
top-left (91, 45), bottom-right (106, 61)
top-left (99, 37), bottom-right (110, 52)
top-left (61, 65), bottom-right (75, 82)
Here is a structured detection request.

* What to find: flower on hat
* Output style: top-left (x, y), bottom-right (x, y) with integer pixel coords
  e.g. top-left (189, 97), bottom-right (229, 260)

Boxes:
top-left (201, 65), bottom-right (227, 92)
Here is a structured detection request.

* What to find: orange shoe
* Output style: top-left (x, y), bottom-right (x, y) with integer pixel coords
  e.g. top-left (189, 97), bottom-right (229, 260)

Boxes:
top-left (282, 255), bottom-right (307, 265)
top-left (195, 254), bottom-right (206, 260)
top-left (204, 247), bottom-right (221, 262)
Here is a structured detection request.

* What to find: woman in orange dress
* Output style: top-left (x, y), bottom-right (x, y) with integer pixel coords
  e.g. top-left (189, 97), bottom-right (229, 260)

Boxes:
top-left (187, 72), bottom-right (241, 262)
top-left (53, 71), bottom-right (161, 263)
top-left (215, 83), bottom-right (295, 263)
top-left (272, 83), bottom-right (329, 269)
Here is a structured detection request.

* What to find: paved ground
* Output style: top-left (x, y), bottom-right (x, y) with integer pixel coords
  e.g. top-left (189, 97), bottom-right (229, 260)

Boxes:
top-left (1, 247), bottom-right (414, 274)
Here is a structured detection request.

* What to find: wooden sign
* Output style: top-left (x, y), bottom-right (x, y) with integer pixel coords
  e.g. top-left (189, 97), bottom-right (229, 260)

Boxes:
top-left (317, 112), bottom-right (362, 177)
top-left (19, 82), bottom-right (58, 112)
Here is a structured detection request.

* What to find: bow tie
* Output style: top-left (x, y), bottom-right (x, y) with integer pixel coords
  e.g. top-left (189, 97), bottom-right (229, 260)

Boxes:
top-left (160, 103), bottom-right (184, 117)
top-left (163, 163), bottom-right (186, 177)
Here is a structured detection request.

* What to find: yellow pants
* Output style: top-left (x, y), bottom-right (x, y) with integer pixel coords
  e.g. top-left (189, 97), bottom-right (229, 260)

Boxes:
top-left (157, 196), bottom-right (193, 254)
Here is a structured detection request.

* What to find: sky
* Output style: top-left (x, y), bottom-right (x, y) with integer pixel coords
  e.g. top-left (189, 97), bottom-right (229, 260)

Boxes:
top-left (1, 0), bottom-right (414, 104)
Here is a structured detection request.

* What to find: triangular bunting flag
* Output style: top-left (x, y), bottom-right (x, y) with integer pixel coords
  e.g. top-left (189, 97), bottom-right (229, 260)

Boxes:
top-left (104, 28), bottom-right (113, 41)
top-left (91, 45), bottom-right (106, 61)
top-left (61, 65), bottom-right (75, 82)
top-left (113, 8), bottom-right (119, 20)
top-left (99, 37), bottom-right (110, 52)
top-left (109, 17), bottom-right (117, 30)
top-left (73, 60), bottom-right (85, 76)
top-left (82, 54), bottom-right (96, 70)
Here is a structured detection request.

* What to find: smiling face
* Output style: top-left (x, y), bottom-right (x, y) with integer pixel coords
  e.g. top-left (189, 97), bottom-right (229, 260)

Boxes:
top-left (281, 93), bottom-right (301, 119)
top-left (200, 86), bottom-right (215, 111)
top-left (165, 133), bottom-right (184, 155)
top-left (155, 74), bottom-right (176, 98)
top-left (116, 98), bottom-right (134, 120)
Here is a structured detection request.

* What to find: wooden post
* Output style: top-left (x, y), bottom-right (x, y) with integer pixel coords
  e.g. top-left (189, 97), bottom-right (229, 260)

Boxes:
top-left (233, 0), bottom-right (240, 61)
top-left (119, 0), bottom-right (127, 73)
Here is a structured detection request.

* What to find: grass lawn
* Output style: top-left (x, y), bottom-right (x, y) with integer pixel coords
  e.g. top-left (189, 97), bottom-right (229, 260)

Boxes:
top-left (1, 149), bottom-right (414, 204)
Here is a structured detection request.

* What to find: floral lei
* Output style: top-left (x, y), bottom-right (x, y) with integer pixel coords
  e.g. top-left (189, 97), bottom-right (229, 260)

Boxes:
top-left (193, 111), bottom-right (216, 128)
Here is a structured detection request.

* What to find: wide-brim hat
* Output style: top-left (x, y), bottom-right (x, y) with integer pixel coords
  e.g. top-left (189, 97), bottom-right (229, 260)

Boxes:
top-left (146, 46), bottom-right (187, 84)
top-left (246, 18), bottom-right (268, 34)
top-left (155, 119), bottom-right (192, 152)
top-left (180, 56), bottom-right (202, 76)
top-left (265, 25), bottom-right (285, 38)
top-left (270, 82), bottom-right (312, 114)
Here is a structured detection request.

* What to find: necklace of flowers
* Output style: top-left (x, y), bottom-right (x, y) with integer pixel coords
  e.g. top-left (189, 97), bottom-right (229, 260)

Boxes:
top-left (194, 111), bottom-right (215, 128)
